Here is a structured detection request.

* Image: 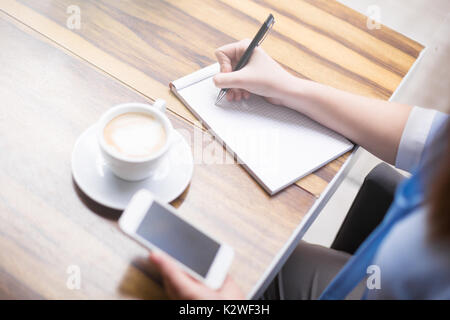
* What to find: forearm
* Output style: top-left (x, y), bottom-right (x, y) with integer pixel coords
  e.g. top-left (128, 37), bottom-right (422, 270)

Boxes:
top-left (279, 75), bottom-right (412, 164)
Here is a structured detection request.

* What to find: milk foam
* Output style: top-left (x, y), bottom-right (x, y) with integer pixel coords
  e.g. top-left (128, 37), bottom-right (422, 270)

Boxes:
top-left (103, 112), bottom-right (167, 158)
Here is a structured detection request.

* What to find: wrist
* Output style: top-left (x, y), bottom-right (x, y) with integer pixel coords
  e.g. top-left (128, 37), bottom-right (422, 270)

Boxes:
top-left (275, 74), bottom-right (315, 112)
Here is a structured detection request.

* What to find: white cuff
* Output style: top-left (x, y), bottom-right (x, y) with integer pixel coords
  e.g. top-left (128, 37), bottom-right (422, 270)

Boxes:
top-left (395, 106), bottom-right (437, 172)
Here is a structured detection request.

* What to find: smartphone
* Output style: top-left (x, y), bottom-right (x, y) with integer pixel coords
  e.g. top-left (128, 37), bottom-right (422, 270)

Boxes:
top-left (119, 189), bottom-right (234, 289)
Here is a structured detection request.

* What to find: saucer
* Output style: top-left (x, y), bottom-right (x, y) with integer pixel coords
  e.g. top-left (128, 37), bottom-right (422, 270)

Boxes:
top-left (71, 124), bottom-right (194, 210)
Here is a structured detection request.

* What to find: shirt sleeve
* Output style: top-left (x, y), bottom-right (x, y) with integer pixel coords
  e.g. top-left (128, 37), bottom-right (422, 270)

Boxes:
top-left (395, 106), bottom-right (448, 172)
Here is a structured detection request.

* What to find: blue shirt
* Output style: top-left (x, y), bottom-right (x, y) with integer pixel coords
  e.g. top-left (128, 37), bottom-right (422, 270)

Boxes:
top-left (319, 107), bottom-right (449, 300)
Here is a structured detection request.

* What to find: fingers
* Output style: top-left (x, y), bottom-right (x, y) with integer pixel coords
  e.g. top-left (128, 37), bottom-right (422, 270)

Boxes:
top-left (234, 90), bottom-right (242, 102)
top-left (213, 70), bottom-right (244, 89)
top-left (214, 72), bottom-right (243, 102)
top-left (214, 39), bottom-right (254, 102)
top-left (214, 39), bottom-right (251, 68)
top-left (214, 49), bottom-right (232, 74)
top-left (225, 89), bottom-right (250, 102)
top-left (237, 89), bottom-right (250, 100)
top-left (150, 252), bottom-right (246, 300)
top-left (150, 251), bottom-right (201, 299)
top-left (226, 90), bottom-right (234, 102)
top-left (233, 89), bottom-right (251, 101)
top-left (218, 276), bottom-right (246, 300)
top-left (222, 89), bottom-right (250, 102)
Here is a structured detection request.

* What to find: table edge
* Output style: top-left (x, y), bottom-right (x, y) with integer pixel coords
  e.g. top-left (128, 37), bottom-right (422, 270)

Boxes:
top-left (248, 146), bottom-right (358, 299)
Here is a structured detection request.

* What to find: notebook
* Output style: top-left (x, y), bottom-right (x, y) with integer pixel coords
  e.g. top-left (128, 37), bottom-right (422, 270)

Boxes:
top-left (170, 63), bottom-right (353, 195)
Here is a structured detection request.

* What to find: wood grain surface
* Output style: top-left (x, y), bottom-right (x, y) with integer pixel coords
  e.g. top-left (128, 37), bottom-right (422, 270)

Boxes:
top-left (7, 0), bottom-right (423, 97)
top-left (0, 0), bottom-right (423, 299)
top-left (0, 0), bottom-right (424, 196)
top-left (0, 11), bottom-right (315, 299)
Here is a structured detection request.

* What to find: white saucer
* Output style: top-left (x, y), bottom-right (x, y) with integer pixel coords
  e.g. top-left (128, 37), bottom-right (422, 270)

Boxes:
top-left (71, 124), bottom-right (194, 210)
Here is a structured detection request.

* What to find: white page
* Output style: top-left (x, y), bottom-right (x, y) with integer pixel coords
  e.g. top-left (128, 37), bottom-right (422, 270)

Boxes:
top-left (174, 66), bottom-right (353, 194)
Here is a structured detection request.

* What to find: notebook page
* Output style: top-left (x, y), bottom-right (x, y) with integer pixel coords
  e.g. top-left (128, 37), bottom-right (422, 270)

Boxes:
top-left (176, 70), bottom-right (353, 194)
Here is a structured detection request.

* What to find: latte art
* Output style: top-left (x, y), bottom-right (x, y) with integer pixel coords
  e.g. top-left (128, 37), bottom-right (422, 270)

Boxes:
top-left (103, 112), bottom-right (167, 158)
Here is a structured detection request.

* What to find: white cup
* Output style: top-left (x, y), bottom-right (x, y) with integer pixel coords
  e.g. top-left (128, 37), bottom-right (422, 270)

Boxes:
top-left (97, 99), bottom-right (173, 181)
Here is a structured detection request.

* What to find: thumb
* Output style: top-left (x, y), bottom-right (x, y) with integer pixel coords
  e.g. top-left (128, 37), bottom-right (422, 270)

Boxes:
top-left (213, 71), bottom-right (244, 89)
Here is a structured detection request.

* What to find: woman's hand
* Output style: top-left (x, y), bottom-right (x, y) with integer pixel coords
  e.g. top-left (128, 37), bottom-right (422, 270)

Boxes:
top-left (213, 39), bottom-right (293, 105)
top-left (150, 251), bottom-right (245, 300)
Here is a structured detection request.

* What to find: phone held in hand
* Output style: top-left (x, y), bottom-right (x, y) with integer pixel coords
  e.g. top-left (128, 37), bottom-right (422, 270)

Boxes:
top-left (119, 190), bottom-right (234, 289)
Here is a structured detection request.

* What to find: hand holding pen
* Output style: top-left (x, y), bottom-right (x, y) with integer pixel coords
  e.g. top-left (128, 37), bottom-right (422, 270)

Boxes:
top-left (214, 14), bottom-right (275, 104)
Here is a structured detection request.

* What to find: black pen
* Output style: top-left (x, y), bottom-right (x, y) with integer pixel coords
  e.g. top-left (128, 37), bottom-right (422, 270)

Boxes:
top-left (215, 14), bottom-right (275, 105)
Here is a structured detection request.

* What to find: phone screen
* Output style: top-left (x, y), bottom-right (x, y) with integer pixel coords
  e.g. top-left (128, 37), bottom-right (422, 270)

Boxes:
top-left (136, 201), bottom-right (220, 277)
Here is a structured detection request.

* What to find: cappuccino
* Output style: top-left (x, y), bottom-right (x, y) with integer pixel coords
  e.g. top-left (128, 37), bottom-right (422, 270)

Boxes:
top-left (103, 112), bottom-right (167, 158)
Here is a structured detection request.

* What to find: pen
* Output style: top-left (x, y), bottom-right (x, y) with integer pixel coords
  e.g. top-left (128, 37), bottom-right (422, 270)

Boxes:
top-left (215, 14), bottom-right (275, 105)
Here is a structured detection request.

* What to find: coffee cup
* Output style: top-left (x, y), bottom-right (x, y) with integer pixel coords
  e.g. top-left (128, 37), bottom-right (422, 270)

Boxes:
top-left (97, 99), bottom-right (173, 181)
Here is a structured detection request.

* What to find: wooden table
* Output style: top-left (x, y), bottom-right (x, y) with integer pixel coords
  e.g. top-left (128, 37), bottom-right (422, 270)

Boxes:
top-left (0, 0), bottom-right (423, 299)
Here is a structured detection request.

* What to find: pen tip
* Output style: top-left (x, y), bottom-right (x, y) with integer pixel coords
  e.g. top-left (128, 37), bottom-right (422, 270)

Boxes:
top-left (215, 93), bottom-right (223, 105)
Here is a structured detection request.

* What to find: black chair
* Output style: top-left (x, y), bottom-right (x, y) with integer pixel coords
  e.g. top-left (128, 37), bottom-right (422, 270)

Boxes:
top-left (331, 163), bottom-right (406, 255)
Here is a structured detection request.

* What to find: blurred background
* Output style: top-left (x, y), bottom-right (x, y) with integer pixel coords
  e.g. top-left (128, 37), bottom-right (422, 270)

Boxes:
top-left (304, 0), bottom-right (450, 246)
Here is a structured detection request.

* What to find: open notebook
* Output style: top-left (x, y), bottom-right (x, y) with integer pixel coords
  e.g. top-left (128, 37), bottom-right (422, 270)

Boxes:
top-left (170, 63), bottom-right (353, 195)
